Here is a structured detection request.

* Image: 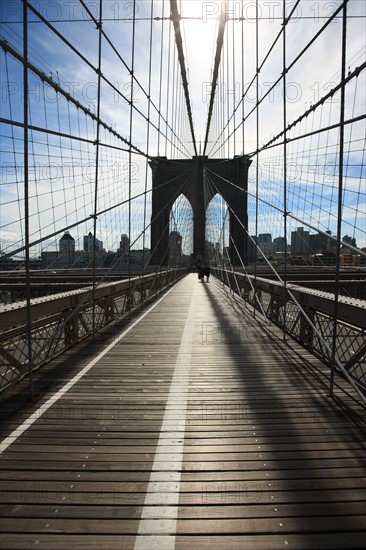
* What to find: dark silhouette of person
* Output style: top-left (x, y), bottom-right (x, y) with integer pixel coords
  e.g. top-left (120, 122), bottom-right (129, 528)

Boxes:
top-left (204, 265), bottom-right (210, 282)
top-left (198, 265), bottom-right (205, 282)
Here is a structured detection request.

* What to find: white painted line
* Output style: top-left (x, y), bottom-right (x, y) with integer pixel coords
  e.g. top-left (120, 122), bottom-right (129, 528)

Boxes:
top-left (134, 284), bottom-right (197, 550)
top-left (0, 283), bottom-right (180, 455)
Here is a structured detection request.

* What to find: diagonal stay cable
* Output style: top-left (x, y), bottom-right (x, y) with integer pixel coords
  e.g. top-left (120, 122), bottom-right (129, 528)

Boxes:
top-left (170, 0), bottom-right (197, 156)
top-left (249, 62), bottom-right (366, 157)
top-left (77, 0), bottom-right (191, 159)
top-left (16, 3), bottom-right (190, 159)
top-left (206, 170), bottom-right (365, 403)
top-left (2, 167), bottom-right (193, 260)
top-left (207, 0), bottom-right (300, 157)
top-left (0, 38), bottom-right (148, 159)
top-left (206, 167), bottom-right (366, 258)
top-left (209, 0), bottom-right (345, 158)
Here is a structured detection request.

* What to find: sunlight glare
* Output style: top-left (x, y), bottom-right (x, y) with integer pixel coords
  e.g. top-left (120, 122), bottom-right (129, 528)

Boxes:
top-left (179, 1), bottom-right (221, 139)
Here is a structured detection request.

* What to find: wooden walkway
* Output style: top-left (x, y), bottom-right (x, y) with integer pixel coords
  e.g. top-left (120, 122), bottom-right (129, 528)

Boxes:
top-left (0, 274), bottom-right (365, 549)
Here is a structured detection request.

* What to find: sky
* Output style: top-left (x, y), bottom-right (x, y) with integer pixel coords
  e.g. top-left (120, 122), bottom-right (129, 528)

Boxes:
top-left (0, 0), bottom-right (365, 259)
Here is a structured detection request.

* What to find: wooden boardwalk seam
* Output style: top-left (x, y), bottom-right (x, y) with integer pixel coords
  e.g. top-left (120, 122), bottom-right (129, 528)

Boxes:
top-left (0, 274), bottom-right (365, 549)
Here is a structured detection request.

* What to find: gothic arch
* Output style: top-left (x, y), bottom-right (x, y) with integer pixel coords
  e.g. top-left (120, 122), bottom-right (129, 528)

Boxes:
top-left (150, 155), bottom-right (251, 266)
top-left (170, 193), bottom-right (193, 257)
top-left (205, 193), bottom-right (229, 263)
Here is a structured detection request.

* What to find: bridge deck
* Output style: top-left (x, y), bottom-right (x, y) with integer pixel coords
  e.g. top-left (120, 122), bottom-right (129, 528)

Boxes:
top-left (0, 274), bottom-right (365, 549)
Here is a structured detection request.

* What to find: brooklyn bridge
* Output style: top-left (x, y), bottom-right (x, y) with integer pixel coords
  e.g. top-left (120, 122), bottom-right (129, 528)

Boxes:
top-left (0, 1), bottom-right (365, 548)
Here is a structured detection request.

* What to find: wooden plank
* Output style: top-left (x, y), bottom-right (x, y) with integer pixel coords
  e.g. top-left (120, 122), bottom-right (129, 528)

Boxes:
top-left (174, 533), bottom-right (366, 549)
top-left (9, 431), bottom-right (365, 445)
top-left (6, 440), bottom-right (366, 454)
top-left (0, 274), bottom-right (365, 548)
top-left (0, 457), bottom-right (363, 471)
top-left (1, 501), bottom-right (365, 519)
top-left (1, 533), bottom-right (365, 550)
top-left (1, 515), bottom-right (365, 534)
top-left (1, 489), bottom-right (365, 506)
top-left (1, 465), bottom-right (365, 482)
top-left (0, 476), bottom-right (364, 494)
top-left (0, 534), bottom-right (137, 549)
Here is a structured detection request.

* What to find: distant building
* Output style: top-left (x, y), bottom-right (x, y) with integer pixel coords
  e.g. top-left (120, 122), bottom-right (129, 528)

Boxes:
top-left (83, 231), bottom-right (103, 253)
top-left (59, 231), bottom-right (75, 267)
top-left (343, 234), bottom-right (357, 248)
top-left (325, 230), bottom-right (337, 251)
top-left (273, 236), bottom-right (286, 253)
top-left (258, 233), bottom-right (273, 257)
top-left (258, 233), bottom-right (272, 244)
top-left (309, 233), bottom-right (327, 253)
top-left (41, 231), bottom-right (84, 268)
top-left (291, 227), bottom-right (310, 256)
top-left (169, 231), bottom-right (182, 265)
top-left (205, 240), bottom-right (215, 262)
top-left (119, 233), bottom-right (130, 258)
top-left (41, 250), bottom-right (59, 269)
top-left (74, 250), bottom-right (89, 268)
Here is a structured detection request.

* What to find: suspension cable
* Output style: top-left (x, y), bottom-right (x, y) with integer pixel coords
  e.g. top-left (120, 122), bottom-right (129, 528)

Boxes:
top-left (202, 7), bottom-right (226, 156)
top-left (169, 0), bottom-right (197, 155)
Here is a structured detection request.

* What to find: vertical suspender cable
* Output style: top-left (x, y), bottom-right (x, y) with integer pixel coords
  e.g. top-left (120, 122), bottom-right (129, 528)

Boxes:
top-left (241, 7), bottom-right (247, 302)
top-left (330, 0), bottom-right (348, 397)
top-left (219, 59), bottom-right (223, 156)
top-left (165, 16), bottom-right (172, 158)
top-left (92, 0), bottom-right (103, 336)
top-left (232, 17), bottom-right (236, 156)
top-left (233, 18), bottom-right (237, 155)
top-left (254, 0), bottom-right (259, 318)
top-left (174, 47), bottom-right (180, 158)
top-left (170, 35), bottom-right (176, 158)
top-left (157, 0), bottom-right (165, 157)
top-left (128, 1), bottom-right (137, 310)
top-left (222, 55), bottom-right (224, 158)
top-left (283, 0), bottom-right (288, 339)
top-left (226, 24), bottom-right (229, 158)
top-left (142, 0), bottom-right (155, 292)
top-left (23, 0), bottom-right (33, 400)
top-left (241, 15), bottom-right (245, 156)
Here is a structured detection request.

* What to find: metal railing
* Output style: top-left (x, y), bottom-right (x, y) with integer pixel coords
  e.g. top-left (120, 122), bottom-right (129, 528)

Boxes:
top-left (0, 268), bottom-right (188, 396)
top-left (213, 268), bottom-right (366, 399)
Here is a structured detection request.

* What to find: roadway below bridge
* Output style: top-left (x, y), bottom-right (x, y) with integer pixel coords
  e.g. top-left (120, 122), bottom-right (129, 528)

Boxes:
top-left (0, 274), bottom-right (365, 549)
top-left (1, 266), bottom-right (365, 302)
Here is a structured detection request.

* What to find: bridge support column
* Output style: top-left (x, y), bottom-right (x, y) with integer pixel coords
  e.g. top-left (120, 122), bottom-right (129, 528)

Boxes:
top-left (150, 159), bottom-right (171, 266)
